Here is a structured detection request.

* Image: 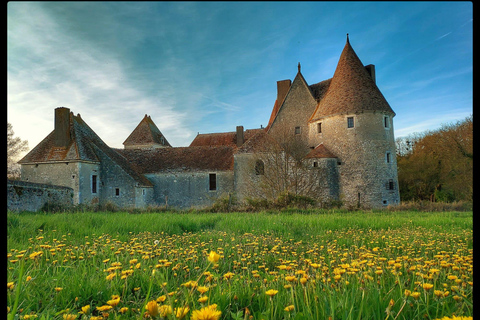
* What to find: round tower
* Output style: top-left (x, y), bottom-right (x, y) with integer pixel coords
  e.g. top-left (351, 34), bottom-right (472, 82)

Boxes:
top-left (308, 35), bottom-right (400, 208)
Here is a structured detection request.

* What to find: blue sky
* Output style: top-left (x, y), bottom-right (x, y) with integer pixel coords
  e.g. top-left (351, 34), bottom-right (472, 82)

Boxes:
top-left (8, 2), bottom-right (472, 151)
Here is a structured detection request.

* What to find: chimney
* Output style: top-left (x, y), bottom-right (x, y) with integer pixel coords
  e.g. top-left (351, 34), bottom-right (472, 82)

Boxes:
top-left (54, 107), bottom-right (71, 148)
top-left (276, 79), bottom-right (291, 106)
top-left (236, 125), bottom-right (244, 147)
top-left (365, 64), bottom-right (376, 83)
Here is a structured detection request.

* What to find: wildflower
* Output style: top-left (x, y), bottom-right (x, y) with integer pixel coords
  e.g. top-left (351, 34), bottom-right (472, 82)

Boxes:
top-left (285, 276), bottom-right (297, 282)
top-left (80, 305), bottom-right (90, 314)
top-left (198, 296), bottom-right (208, 303)
top-left (300, 277), bottom-right (308, 285)
top-left (197, 286), bottom-right (209, 294)
top-left (411, 292), bottom-right (421, 300)
top-left (96, 305), bottom-right (113, 312)
top-left (404, 289), bottom-right (411, 297)
top-left (26, 276), bottom-right (32, 282)
top-left (156, 295), bottom-right (167, 303)
top-left (158, 305), bottom-right (172, 318)
top-left (106, 273), bottom-right (116, 281)
top-left (145, 300), bottom-right (159, 317)
top-left (119, 307), bottom-right (128, 313)
top-left (434, 290), bottom-right (444, 298)
top-left (423, 283), bottom-right (434, 291)
top-left (208, 251), bottom-right (220, 263)
top-left (62, 314), bottom-right (77, 320)
top-left (174, 306), bottom-right (190, 319)
top-left (7, 282), bottom-right (14, 290)
top-left (265, 289), bottom-right (279, 297)
top-left (54, 287), bottom-right (63, 292)
top-left (191, 304), bottom-right (221, 320)
top-left (284, 305), bottom-right (295, 312)
top-left (107, 296), bottom-right (120, 307)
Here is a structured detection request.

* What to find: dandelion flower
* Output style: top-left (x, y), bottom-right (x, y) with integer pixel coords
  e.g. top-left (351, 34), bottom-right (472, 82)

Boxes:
top-left (145, 300), bottom-right (159, 317)
top-left (198, 296), bottom-right (208, 303)
top-left (96, 305), bottom-right (113, 312)
top-left (80, 305), bottom-right (90, 314)
top-left (119, 307), bottom-right (128, 314)
top-left (158, 305), bottom-right (172, 318)
top-left (265, 289), bottom-right (278, 297)
top-left (411, 292), bottom-right (421, 300)
top-left (423, 283), bottom-right (434, 291)
top-left (174, 306), bottom-right (190, 319)
top-left (284, 305), bottom-right (295, 312)
top-left (191, 304), bottom-right (221, 320)
top-left (62, 314), bottom-right (77, 320)
top-left (54, 287), bottom-right (63, 292)
top-left (208, 251), bottom-right (220, 263)
top-left (7, 282), bottom-right (14, 290)
top-left (197, 286), bottom-right (209, 294)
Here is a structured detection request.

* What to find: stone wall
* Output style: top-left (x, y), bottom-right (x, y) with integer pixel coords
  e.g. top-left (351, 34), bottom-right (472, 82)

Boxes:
top-left (145, 171), bottom-right (234, 209)
top-left (7, 179), bottom-right (73, 212)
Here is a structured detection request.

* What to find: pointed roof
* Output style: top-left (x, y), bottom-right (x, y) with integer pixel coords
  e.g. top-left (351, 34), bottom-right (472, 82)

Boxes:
top-left (304, 144), bottom-right (336, 159)
top-left (309, 36), bottom-right (395, 122)
top-left (266, 68), bottom-right (317, 133)
top-left (123, 115), bottom-right (171, 148)
top-left (19, 111), bottom-right (153, 187)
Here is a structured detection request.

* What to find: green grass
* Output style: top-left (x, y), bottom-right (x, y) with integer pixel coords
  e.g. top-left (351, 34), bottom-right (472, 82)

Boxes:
top-left (7, 210), bottom-right (473, 320)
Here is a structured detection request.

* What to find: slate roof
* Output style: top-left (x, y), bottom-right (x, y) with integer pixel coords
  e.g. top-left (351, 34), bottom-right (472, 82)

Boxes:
top-left (116, 146), bottom-right (236, 173)
top-left (309, 36), bottom-right (395, 122)
top-left (123, 115), bottom-right (171, 148)
top-left (189, 129), bottom-right (264, 147)
top-left (304, 144), bottom-right (337, 159)
top-left (19, 111), bottom-right (153, 187)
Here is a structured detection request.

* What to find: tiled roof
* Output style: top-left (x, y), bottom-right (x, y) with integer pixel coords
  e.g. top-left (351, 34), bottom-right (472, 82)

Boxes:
top-left (123, 115), bottom-right (171, 148)
top-left (309, 78), bottom-right (332, 102)
top-left (19, 111), bottom-right (153, 187)
top-left (116, 146), bottom-right (235, 173)
top-left (189, 129), bottom-right (264, 147)
top-left (304, 144), bottom-right (337, 159)
top-left (309, 37), bottom-right (395, 122)
top-left (236, 130), bottom-right (280, 154)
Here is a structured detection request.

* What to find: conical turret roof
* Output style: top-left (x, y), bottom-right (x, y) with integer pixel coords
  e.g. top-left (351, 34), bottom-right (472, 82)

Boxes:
top-left (309, 36), bottom-right (395, 122)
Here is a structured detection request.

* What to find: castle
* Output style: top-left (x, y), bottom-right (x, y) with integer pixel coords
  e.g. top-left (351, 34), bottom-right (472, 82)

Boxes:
top-left (18, 36), bottom-right (400, 209)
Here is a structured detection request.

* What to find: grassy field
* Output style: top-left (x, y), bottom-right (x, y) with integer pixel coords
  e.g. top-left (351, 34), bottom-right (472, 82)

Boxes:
top-left (7, 210), bottom-right (472, 320)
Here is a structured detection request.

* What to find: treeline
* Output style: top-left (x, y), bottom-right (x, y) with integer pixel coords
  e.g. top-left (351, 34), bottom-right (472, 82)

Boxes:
top-left (395, 115), bottom-right (472, 202)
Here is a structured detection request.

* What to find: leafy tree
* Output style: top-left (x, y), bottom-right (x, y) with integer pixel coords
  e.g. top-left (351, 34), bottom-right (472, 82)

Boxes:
top-left (7, 123), bottom-right (28, 179)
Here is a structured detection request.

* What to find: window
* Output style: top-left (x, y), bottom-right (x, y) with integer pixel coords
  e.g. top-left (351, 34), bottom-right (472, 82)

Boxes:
top-left (347, 117), bottom-right (354, 128)
top-left (254, 160), bottom-right (264, 175)
top-left (384, 116), bottom-right (389, 128)
top-left (386, 152), bottom-right (391, 163)
top-left (317, 122), bottom-right (322, 133)
top-left (115, 188), bottom-right (120, 196)
top-left (294, 126), bottom-right (301, 135)
top-left (91, 175), bottom-right (97, 194)
top-left (209, 173), bottom-right (217, 191)
top-left (386, 179), bottom-right (395, 190)
top-left (313, 161), bottom-right (318, 167)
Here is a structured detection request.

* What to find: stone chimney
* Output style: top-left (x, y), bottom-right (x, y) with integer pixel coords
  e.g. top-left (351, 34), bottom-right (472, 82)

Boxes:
top-left (54, 107), bottom-right (71, 148)
top-left (365, 64), bottom-right (376, 83)
top-left (276, 79), bottom-right (291, 106)
top-left (236, 125), bottom-right (244, 147)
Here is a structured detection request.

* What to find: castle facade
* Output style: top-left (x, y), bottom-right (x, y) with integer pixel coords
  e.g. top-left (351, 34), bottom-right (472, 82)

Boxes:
top-left (19, 36), bottom-right (400, 209)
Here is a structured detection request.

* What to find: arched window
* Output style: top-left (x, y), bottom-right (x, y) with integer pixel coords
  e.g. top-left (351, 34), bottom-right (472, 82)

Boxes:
top-left (255, 160), bottom-right (265, 175)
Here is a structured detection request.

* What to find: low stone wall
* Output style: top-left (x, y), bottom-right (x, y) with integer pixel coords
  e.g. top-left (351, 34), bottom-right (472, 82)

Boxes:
top-left (7, 179), bottom-right (73, 212)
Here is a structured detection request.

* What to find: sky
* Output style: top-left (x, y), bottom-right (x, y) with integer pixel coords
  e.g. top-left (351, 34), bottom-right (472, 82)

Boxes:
top-left (8, 1), bottom-right (472, 153)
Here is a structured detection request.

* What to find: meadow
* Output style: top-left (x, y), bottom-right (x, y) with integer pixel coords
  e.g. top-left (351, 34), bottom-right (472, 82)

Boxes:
top-left (7, 210), bottom-right (473, 320)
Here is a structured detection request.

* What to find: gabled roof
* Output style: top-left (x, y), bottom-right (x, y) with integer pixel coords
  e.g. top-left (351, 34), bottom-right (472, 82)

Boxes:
top-left (236, 130), bottom-right (281, 154)
top-left (19, 111), bottom-right (153, 187)
top-left (116, 146), bottom-right (235, 173)
top-left (309, 36), bottom-right (395, 122)
top-left (189, 129), bottom-right (264, 147)
top-left (266, 68), bottom-right (317, 133)
top-left (304, 144), bottom-right (336, 159)
top-left (123, 115), bottom-right (171, 148)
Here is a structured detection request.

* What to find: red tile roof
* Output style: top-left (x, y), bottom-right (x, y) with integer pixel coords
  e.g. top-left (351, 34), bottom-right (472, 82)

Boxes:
top-left (309, 37), bottom-right (395, 122)
top-left (116, 146), bottom-right (236, 173)
top-left (304, 144), bottom-right (337, 159)
top-left (189, 129), bottom-right (264, 147)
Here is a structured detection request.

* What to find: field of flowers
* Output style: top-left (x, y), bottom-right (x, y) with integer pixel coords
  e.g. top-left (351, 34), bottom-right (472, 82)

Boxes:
top-left (7, 211), bottom-right (472, 320)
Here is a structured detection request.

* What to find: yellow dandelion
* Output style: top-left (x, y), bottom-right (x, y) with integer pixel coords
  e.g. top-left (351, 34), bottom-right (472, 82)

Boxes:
top-left (119, 307), bottom-right (128, 314)
top-left (62, 314), bottom-right (77, 320)
top-left (198, 296), bottom-right (209, 303)
top-left (145, 300), bottom-right (159, 317)
top-left (284, 305), bottom-right (295, 312)
top-left (423, 283), bottom-right (434, 291)
top-left (174, 306), bottom-right (190, 319)
top-left (191, 304), bottom-right (221, 320)
top-left (7, 282), bottom-right (14, 290)
top-left (265, 289), bottom-right (279, 297)
top-left (411, 292), bottom-right (421, 300)
top-left (197, 286), bottom-right (209, 294)
top-left (80, 305), bottom-right (90, 314)
top-left (54, 287), bottom-right (63, 292)
top-left (158, 305), bottom-right (172, 318)
top-left (207, 251), bottom-right (220, 263)
top-left (96, 305), bottom-right (113, 312)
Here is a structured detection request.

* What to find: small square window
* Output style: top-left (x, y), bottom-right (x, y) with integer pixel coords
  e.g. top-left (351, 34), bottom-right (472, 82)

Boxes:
top-left (313, 161), bottom-right (318, 167)
top-left (347, 117), bottom-right (354, 128)
top-left (115, 188), bottom-right (120, 196)
top-left (294, 126), bottom-right (301, 135)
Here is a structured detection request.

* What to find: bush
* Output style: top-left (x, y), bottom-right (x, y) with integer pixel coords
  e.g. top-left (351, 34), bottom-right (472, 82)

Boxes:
top-left (274, 192), bottom-right (316, 209)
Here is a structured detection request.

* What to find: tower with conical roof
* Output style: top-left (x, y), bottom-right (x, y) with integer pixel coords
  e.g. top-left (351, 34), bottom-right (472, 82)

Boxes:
top-left (307, 35), bottom-right (399, 207)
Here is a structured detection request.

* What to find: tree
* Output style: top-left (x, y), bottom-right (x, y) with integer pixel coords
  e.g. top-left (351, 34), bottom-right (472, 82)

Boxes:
top-left (396, 116), bottom-right (473, 202)
top-left (7, 122), bottom-right (28, 179)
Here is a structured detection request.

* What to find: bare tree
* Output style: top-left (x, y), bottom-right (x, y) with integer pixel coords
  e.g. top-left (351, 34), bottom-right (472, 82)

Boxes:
top-left (7, 123), bottom-right (28, 179)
